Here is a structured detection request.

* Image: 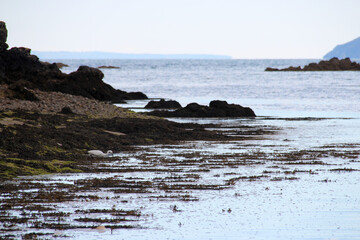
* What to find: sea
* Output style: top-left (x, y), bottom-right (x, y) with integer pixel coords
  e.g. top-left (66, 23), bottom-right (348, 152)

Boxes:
top-left (7, 59), bottom-right (360, 239)
top-left (61, 59), bottom-right (360, 116)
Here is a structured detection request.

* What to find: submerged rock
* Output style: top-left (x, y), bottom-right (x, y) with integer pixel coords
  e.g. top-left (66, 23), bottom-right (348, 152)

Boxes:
top-left (145, 99), bottom-right (182, 109)
top-left (148, 100), bottom-right (256, 118)
top-left (265, 57), bottom-right (360, 71)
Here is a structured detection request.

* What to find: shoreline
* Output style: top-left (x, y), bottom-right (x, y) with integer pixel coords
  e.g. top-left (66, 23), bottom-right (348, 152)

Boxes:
top-left (0, 88), bottom-right (239, 180)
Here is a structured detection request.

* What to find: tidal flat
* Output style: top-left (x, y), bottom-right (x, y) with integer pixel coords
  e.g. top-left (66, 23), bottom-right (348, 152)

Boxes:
top-left (1, 116), bottom-right (360, 240)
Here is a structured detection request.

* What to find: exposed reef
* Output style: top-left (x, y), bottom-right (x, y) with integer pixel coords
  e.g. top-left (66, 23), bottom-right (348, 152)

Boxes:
top-left (265, 57), bottom-right (360, 71)
top-left (98, 65), bottom-right (120, 69)
top-left (148, 100), bottom-right (256, 118)
top-left (0, 21), bottom-right (147, 103)
top-left (145, 99), bottom-right (182, 109)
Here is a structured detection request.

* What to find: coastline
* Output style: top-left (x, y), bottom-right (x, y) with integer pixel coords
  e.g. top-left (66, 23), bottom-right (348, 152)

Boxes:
top-left (2, 21), bottom-right (360, 240)
top-left (0, 94), bottom-right (232, 180)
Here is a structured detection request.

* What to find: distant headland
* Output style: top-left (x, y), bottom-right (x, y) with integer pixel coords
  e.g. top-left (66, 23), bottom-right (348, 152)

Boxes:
top-left (324, 37), bottom-right (360, 59)
top-left (32, 51), bottom-right (232, 60)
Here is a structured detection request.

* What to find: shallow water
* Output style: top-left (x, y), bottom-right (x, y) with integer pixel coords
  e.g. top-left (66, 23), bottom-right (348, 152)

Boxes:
top-left (1, 115), bottom-right (360, 239)
top-left (1, 59), bottom-right (360, 239)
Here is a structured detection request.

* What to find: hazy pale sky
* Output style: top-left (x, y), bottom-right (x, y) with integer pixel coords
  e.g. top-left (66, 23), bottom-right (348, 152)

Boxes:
top-left (1, 0), bottom-right (360, 58)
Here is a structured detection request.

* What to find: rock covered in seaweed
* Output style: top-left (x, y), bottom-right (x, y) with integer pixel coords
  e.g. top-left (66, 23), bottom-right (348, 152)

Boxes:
top-left (148, 100), bottom-right (256, 118)
top-left (265, 57), bottom-right (360, 71)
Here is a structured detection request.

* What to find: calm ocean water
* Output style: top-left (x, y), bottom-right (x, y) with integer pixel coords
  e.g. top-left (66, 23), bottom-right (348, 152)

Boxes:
top-left (30, 59), bottom-right (359, 240)
top-left (60, 59), bottom-right (360, 117)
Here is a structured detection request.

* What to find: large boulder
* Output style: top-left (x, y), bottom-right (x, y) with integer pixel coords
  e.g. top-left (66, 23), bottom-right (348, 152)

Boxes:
top-left (0, 21), bottom-right (8, 52)
top-left (148, 100), bottom-right (256, 118)
top-left (209, 100), bottom-right (256, 117)
top-left (122, 91), bottom-right (148, 100)
top-left (53, 66), bottom-right (147, 103)
top-left (145, 99), bottom-right (182, 109)
top-left (0, 47), bottom-right (64, 86)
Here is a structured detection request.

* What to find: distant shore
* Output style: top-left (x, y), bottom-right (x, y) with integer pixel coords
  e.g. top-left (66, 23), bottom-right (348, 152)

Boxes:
top-left (32, 51), bottom-right (232, 60)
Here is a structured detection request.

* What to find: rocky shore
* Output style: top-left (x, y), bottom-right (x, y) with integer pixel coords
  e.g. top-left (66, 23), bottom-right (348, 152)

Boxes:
top-left (0, 84), bottom-right (141, 119)
top-left (148, 100), bottom-right (256, 118)
top-left (0, 22), bottom-right (147, 103)
top-left (0, 21), bottom-right (236, 180)
top-left (265, 57), bottom-right (360, 71)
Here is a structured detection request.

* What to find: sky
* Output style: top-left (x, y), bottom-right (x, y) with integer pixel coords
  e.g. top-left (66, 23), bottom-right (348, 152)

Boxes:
top-left (1, 0), bottom-right (360, 59)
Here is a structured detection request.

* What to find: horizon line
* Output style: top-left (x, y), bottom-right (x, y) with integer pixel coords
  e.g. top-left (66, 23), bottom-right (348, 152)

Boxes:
top-left (31, 50), bottom-right (329, 60)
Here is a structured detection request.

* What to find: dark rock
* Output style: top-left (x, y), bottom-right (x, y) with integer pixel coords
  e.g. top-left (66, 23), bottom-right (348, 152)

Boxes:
top-left (60, 106), bottom-right (74, 114)
top-left (98, 65), bottom-right (120, 69)
top-left (265, 57), bottom-right (360, 71)
top-left (42, 61), bottom-right (69, 69)
top-left (265, 67), bottom-right (279, 71)
top-left (339, 58), bottom-right (352, 70)
top-left (209, 100), bottom-right (229, 108)
top-left (148, 100), bottom-right (256, 118)
top-left (5, 82), bottom-right (39, 101)
top-left (0, 21), bottom-right (8, 52)
top-left (0, 47), bottom-right (64, 86)
top-left (145, 99), bottom-right (182, 109)
top-left (57, 66), bottom-right (122, 102)
top-left (209, 100), bottom-right (256, 117)
top-left (0, 21), bottom-right (148, 102)
top-left (55, 62), bottom-right (69, 68)
top-left (122, 91), bottom-right (148, 101)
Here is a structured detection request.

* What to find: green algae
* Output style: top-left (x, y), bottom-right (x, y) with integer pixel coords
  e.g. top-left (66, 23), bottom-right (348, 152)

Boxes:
top-left (36, 145), bottom-right (66, 157)
top-left (0, 158), bottom-right (82, 180)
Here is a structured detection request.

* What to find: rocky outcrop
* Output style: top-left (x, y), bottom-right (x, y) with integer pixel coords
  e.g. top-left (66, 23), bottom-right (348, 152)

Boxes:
top-left (265, 58), bottom-right (360, 71)
top-left (148, 100), bottom-right (256, 118)
top-left (0, 21), bottom-right (8, 52)
top-left (145, 99), bottom-right (182, 109)
top-left (55, 62), bottom-right (69, 68)
top-left (0, 21), bottom-right (147, 103)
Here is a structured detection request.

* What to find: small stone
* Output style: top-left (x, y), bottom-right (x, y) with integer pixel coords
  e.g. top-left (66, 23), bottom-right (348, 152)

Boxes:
top-left (60, 106), bottom-right (74, 114)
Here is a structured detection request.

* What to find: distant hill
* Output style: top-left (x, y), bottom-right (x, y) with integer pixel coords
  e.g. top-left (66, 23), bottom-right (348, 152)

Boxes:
top-left (32, 51), bottom-right (232, 60)
top-left (324, 37), bottom-right (360, 59)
